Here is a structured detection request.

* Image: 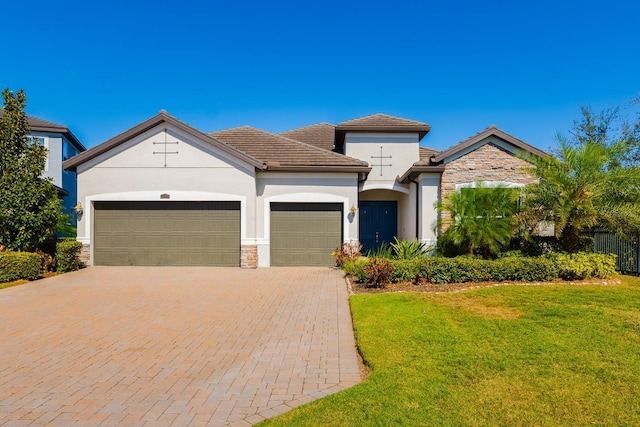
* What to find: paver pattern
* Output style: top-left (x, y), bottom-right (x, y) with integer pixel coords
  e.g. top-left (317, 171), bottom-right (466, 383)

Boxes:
top-left (0, 267), bottom-right (361, 426)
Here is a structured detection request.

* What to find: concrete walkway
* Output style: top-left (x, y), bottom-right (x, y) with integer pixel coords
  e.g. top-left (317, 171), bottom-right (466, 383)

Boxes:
top-left (0, 267), bottom-right (361, 426)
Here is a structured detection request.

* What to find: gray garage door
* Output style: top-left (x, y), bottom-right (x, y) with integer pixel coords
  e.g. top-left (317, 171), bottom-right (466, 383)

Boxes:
top-left (94, 201), bottom-right (240, 266)
top-left (270, 203), bottom-right (342, 266)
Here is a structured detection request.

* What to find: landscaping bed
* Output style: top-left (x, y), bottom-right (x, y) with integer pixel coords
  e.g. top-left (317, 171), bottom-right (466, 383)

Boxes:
top-left (347, 275), bottom-right (623, 294)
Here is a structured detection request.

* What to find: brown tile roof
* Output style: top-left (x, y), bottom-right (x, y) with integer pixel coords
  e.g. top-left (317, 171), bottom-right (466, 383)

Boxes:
top-left (279, 122), bottom-right (336, 151)
top-left (0, 109), bottom-right (85, 151)
top-left (334, 114), bottom-right (432, 152)
top-left (419, 146), bottom-right (439, 162)
top-left (210, 126), bottom-right (370, 171)
top-left (338, 113), bottom-right (430, 128)
top-left (433, 125), bottom-right (547, 163)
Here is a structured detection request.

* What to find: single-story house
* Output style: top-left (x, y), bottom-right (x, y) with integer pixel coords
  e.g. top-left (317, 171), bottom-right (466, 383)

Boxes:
top-left (63, 111), bottom-right (546, 267)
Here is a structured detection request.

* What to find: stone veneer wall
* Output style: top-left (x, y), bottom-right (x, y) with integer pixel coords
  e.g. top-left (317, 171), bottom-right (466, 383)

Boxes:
top-left (80, 244), bottom-right (91, 267)
top-left (240, 245), bottom-right (258, 269)
top-left (439, 143), bottom-right (538, 229)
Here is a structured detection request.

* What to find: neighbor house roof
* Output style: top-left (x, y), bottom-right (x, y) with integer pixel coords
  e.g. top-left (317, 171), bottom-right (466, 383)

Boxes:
top-left (63, 111), bottom-right (265, 171)
top-left (210, 126), bottom-right (371, 172)
top-left (279, 122), bottom-right (336, 152)
top-left (0, 109), bottom-right (86, 151)
top-left (433, 125), bottom-right (547, 163)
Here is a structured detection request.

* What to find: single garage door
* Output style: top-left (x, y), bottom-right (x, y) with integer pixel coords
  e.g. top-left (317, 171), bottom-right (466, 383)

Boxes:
top-left (94, 201), bottom-right (240, 266)
top-left (270, 203), bottom-right (342, 266)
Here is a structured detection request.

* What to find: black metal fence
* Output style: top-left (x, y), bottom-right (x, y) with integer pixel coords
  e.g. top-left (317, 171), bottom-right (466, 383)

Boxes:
top-left (594, 232), bottom-right (640, 275)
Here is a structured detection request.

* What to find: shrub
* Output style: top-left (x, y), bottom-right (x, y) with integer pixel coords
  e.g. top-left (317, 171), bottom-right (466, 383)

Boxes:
top-left (56, 240), bottom-right (83, 273)
top-left (363, 257), bottom-right (394, 287)
top-left (343, 253), bottom-right (611, 286)
top-left (390, 238), bottom-right (429, 260)
top-left (549, 252), bottom-right (617, 280)
top-left (364, 242), bottom-right (393, 258)
top-left (343, 259), bottom-right (368, 282)
top-left (332, 241), bottom-right (362, 267)
top-left (0, 251), bottom-right (41, 283)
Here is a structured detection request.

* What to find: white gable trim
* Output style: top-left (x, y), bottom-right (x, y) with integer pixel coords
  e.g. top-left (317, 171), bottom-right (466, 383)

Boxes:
top-left (442, 137), bottom-right (524, 165)
top-left (77, 124), bottom-right (255, 175)
top-left (455, 180), bottom-right (525, 190)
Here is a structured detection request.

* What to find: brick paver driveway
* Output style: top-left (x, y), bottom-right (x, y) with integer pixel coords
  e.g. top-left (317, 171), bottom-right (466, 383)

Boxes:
top-left (0, 267), bottom-right (361, 426)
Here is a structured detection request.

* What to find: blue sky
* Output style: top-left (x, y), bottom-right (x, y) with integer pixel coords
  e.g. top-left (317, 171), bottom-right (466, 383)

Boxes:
top-left (3, 0), bottom-right (639, 152)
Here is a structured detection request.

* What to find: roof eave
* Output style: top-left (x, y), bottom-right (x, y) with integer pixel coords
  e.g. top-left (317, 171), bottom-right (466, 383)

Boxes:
top-left (433, 128), bottom-right (548, 163)
top-left (63, 112), bottom-right (265, 171)
top-left (263, 165), bottom-right (372, 173)
top-left (398, 165), bottom-right (446, 184)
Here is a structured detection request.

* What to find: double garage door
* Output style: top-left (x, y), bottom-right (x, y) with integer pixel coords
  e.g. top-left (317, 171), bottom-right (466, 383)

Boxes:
top-left (93, 201), bottom-right (342, 266)
top-left (94, 201), bottom-right (240, 266)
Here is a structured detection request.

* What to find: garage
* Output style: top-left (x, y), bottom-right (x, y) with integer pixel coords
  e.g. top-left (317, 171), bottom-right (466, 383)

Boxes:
top-left (93, 201), bottom-right (240, 266)
top-left (270, 203), bottom-right (342, 266)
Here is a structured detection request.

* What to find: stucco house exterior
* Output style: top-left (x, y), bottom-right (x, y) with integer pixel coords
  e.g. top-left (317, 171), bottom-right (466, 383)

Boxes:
top-left (0, 110), bottom-right (86, 223)
top-left (63, 111), bottom-right (546, 267)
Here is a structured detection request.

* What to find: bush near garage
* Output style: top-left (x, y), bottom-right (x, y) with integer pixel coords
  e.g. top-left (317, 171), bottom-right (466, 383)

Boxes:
top-left (56, 239), bottom-right (83, 273)
top-left (0, 251), bottom-right (41, 283)
top-left (344, 253), bottom-right (615, 286)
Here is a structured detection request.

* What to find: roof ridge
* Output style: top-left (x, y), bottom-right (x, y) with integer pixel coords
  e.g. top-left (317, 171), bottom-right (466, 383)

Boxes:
top-left (338, 112), bottom-right (429, 127)
top-left (211, 126), bottom-right (369, 167)
top-left (280, 122), bottom-right (335, 133)
top-left (275, 131), bottom-right (368, 166)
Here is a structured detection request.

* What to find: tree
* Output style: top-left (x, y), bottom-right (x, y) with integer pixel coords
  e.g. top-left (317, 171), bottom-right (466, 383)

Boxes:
top-left (437, 183), bottom-right (519, 259)
top-left (520, 107), bottom-right (640, 252)
top-left (0, 88), bottom-right (61, 251)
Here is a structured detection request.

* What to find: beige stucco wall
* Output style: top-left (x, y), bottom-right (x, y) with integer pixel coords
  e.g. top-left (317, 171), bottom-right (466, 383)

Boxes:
top-left (256, 172), bottom-right (360, 267)
top-left (345, 132), bottom-right (420, 192)
top-left (418, 173), bottom-right (440, 246)
top-left (75, 124), bottom-right (258, 264)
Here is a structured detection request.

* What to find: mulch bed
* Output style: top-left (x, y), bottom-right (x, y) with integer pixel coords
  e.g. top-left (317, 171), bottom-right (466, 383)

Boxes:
top-left (346, 276), bottom-right (622, 295)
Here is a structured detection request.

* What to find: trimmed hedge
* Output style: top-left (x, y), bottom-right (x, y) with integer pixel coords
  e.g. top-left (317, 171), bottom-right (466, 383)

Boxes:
top-left (56, 240), bottom-right (83, 273)
top-left (344, 252), bottom-right (616, 285)
top-left (0, 252), bottom-right (41, 283)
top-left (547, 252), bottom-right (617, 280)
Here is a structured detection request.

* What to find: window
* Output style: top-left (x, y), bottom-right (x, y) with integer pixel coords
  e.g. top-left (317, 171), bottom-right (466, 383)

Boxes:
top-left (27, 135), bottom-right (49, 171)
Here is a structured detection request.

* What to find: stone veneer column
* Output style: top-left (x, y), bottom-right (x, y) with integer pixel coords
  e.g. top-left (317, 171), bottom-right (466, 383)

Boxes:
top-left (240, 245), bottom-right (258, 269)
top-left (80, 244), bottom-right (91, 267)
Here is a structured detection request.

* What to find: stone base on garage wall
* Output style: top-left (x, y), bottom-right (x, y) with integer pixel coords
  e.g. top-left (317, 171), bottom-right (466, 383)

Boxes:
top-left (241, 245), bottom-right (258, 269)
top-left (80, 244), bottom-right (91, 267)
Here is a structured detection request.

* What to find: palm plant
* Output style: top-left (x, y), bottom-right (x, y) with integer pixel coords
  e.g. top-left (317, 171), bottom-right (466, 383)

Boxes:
top-left (437, 182), bottom-right (519, 259)
top-left (520, 137), bottom-right (640, 252)
top-left (390, 237), bottom-right (429, 260)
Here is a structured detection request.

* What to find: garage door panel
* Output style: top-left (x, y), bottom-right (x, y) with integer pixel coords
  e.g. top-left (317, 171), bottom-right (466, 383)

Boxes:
top-left (271, 203), bottom-right (342, 266)
top-left (94, 201), bottom-right (240, 266)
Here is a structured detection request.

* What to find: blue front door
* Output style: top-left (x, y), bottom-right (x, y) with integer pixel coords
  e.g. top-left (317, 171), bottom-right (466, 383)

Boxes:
top-left (359, 201), bottom-right (397, 254)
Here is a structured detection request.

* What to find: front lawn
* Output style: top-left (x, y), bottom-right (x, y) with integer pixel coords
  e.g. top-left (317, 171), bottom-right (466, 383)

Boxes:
top-left (259, 276), bottom-right (640, 426)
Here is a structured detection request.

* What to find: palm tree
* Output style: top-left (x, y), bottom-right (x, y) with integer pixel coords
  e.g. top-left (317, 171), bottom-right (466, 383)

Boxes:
top-left (437, 182), bottom-right (519, 258)
top-left (520, 136), bottom-right (640, 252)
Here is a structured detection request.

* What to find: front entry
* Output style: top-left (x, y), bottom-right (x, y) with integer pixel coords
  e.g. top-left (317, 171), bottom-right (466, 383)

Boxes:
top-left (359, 201), bottom-right (397, 254)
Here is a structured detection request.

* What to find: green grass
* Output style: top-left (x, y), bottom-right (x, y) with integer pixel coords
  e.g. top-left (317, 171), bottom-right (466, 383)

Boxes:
top-left (259, 276), bottom-right (640, 426)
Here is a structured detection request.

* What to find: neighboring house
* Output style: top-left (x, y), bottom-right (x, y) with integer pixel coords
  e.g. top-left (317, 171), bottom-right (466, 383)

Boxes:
top-left (63, 111), bottom-right (546, 267)
top-left (0, 109), bottom-right (86, 223)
